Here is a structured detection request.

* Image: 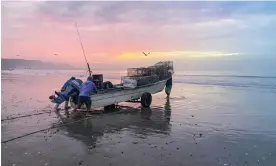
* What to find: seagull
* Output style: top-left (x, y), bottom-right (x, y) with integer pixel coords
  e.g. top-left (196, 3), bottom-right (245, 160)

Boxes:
top-left (16, 54), bottom-right (20, 57)
top-left (142, 52), bottom-right (150, 56)
top-left (54, 54), bottom-right (58, 56)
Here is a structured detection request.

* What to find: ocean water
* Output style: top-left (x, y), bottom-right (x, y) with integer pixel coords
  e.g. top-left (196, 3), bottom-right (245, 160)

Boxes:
top-left (1, 69), bottom-right (276, 166)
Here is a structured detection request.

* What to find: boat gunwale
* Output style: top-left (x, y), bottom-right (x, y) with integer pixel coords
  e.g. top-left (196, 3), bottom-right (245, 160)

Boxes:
top-left (94, 78), bottom-right (169, 96)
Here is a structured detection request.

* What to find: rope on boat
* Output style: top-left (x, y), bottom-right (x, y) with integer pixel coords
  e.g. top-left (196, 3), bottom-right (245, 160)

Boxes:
top-left (75, 22), bottom-right (92, 76)
top-left (1, 110), bottom-right (53, 122)
top-left (1, 103), bottom-right (141, 122)
top-left (1, 108), bottom-right (72, 122)
top-left (1, 107), bottom-right (139, 144)
top-left (1, 107), bottom-right (108, 122)
top-left (1, 115), bottom-right (89, 144)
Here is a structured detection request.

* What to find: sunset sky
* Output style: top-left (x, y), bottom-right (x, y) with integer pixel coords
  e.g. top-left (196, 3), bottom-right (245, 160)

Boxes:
top-left (2, 1), bottom-right (276, 69)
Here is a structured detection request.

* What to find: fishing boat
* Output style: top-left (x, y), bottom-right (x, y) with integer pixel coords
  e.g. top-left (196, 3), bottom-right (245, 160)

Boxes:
top-left (69, 61), bottom-right (174, 110)
top-left (54, 23), bottom-right (174, 110)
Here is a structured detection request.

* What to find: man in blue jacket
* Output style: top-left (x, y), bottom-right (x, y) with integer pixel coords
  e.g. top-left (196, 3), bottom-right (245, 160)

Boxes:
top-left (75, 76), bottom-right (97, 112)
top-left (49, 77), bottom-right (83, 111)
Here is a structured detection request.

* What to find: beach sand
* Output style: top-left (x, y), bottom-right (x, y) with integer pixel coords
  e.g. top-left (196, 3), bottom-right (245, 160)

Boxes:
top-left (2, 71), bottom-right (276, 166)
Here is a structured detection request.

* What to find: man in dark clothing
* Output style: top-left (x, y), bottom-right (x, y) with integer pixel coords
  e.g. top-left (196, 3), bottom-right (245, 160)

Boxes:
top-left (50, 78), bottom-right (83, 111)
top-left (75, 76), bottom-right (97, 112)
top-left (165, 77), bottom-right (172, 96)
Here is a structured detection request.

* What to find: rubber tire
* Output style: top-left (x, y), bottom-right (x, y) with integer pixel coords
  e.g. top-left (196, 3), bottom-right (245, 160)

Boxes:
top-left (103, 81), bottom-right (113, 89)
top-left (141, 92), bottom-right (152, 108)
top-left (104, 104), bottom-right (116, 112)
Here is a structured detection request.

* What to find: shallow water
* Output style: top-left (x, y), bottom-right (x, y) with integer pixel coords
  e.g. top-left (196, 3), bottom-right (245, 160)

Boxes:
top-left (2, 70), bottom-right (276, 166)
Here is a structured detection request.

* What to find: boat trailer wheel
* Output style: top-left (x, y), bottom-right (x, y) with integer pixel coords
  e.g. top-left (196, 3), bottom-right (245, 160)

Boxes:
top-left (141, 92), bottom-right (152, 108)
top-left (103, 81), bottom-right (113, 89)
top-left (104, 104), bottom-right (116, 112)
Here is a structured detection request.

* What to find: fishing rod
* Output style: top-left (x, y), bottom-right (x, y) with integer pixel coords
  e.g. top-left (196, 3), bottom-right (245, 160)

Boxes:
top-left (74, 22), bottom-right (92, 76)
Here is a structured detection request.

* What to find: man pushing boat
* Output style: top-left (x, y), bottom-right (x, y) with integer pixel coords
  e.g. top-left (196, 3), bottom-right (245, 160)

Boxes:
top-left (73, 76), bottom-right (98, 112)
top-left (49, 77), bottom-right (83, 111)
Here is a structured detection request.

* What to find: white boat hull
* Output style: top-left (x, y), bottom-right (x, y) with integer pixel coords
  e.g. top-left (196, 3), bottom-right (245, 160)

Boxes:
top-left (70, 79), bottom-right (168, 109)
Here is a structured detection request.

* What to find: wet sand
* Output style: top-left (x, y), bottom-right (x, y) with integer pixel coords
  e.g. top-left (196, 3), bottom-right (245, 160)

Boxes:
top-left (2, 71), bottom-right (276, 166)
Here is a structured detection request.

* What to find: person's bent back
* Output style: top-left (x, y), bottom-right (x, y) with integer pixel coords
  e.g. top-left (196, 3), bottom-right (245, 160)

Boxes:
top-left (77, 76), bottom-right (97, 111)
top-left (50, 78), bottom-right (82, 111)
top-left (79, 77), bottom-right (97, 97)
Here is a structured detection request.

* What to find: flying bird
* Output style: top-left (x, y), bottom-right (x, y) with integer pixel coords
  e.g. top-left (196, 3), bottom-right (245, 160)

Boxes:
top-left (142, 52), bottom-right (150, 56)
top-left (54, 54), bottom-right (58, 56)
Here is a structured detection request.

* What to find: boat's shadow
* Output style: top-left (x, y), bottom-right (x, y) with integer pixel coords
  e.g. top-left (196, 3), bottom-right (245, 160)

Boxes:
top-left (54, 97), bottom-right (172, 147)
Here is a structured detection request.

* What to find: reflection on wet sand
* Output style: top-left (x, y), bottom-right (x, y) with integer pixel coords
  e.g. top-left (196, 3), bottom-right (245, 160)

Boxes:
top-left (164, 96), bottom-right (171, 120)
top-left (54, 98), bottom-right (172, 147)
top-left (3, 72), bottom-right (276, 166)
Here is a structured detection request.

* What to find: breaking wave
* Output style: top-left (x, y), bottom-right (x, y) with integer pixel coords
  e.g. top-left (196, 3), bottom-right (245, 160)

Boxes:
top-left (2, 69), bottom-right (276, 90)
top-left (173, 74), bottom-right (276, 90)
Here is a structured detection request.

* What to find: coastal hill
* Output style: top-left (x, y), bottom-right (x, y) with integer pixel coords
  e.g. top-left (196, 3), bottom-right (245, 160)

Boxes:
top-left (1, 58), bottom-right (75, 70)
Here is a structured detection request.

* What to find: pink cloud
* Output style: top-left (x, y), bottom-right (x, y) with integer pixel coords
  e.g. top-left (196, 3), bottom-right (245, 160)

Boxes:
top-left (2, 1), bottom-right (275, 67)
